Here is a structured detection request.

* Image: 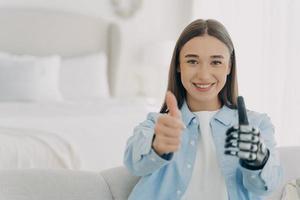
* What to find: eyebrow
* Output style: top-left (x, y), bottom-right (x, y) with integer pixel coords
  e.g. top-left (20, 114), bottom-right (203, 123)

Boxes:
top-left (184, 54), bottom-right (224, 59)
top-left (184, 54), bottom-right (199, 58)
top-left (210, 55), bottom-right (224, 59)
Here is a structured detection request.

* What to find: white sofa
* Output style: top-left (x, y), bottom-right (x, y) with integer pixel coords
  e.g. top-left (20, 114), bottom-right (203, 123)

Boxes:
top-left (0, 146), bottom-right (299, 200)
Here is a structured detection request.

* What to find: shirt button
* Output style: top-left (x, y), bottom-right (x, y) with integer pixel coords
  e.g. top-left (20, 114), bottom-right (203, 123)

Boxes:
top-left (176, 190), bottom-right (182, 195)
top-left (187, 164), bottom-right (192, 169)
top-left (190, 140), bottom-right (195, 146)
top-left (151, 157), bottom-right (156, 162)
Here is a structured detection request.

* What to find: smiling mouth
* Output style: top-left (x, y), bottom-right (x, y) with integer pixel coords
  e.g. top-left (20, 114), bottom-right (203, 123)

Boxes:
top-left (193, 82), bottom-right (216, 91)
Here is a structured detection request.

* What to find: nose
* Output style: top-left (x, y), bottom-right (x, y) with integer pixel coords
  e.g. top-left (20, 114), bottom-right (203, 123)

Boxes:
top-left (196, 65), bottom-right (211, 80)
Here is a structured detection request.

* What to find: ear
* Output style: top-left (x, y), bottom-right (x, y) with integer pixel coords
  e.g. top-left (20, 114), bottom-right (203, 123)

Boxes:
top-left (227, 67), bottom-right (231, 75)
top-left (227, 61), bottom-right (232, 75)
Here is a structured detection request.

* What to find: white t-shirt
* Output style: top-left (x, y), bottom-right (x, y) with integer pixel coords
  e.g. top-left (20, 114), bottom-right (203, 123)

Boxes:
top-left (182, 110), bottom-right (228, 200)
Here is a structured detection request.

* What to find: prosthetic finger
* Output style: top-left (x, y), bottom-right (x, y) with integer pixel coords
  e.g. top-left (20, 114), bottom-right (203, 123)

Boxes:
top-left (225, 140), bottom-right (259, 152)
top-left (225, 139), bottom-right (238, 148)
top-left (237, 142), bottom-right (259, 152)
top-left (238, 132), bottom-right (260, 143)
top-left (239, 126), bottom-right (260, 134)
top-left (225, 125), bottom-right (239, 143)
top-left (226, 125), bottom-right (239, 136)
top-left (225, 131), bottom-right (238, 142)
top-left (226, 129), bottom-right (260, 143)
top-left (224, 149), bottom-right (257, 161)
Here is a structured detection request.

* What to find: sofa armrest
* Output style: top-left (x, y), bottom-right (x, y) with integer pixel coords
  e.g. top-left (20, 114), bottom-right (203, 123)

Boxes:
top-left (101, 166), bottom-right (140, 200)
top-left (265, 146), bottom-right (300, 200)
top-left (0, 169), bottom-right (113, 200)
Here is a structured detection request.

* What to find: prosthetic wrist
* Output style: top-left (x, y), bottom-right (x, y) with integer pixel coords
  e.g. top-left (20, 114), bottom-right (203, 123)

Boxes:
top-left (224, 97), bottom-right (270, 170)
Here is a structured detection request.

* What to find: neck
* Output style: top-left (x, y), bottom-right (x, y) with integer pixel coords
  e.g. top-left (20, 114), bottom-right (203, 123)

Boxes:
top-left (187, 97), bottom-right (222, 112)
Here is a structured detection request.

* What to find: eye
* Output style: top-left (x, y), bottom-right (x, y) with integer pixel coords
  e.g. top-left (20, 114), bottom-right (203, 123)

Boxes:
top-left (211, 60), bottom-right (222, 66)
top-left (187, 59), bottom-right (198, 65)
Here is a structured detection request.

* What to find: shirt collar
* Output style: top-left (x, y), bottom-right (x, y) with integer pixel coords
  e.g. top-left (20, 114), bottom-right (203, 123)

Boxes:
top-left (180, 100), bottom-right (237, 127)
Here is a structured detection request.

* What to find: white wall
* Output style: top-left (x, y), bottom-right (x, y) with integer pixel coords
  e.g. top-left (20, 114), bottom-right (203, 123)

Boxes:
top-left (0, 0), bottom-right (192, 98)
top-left (113, 0), bottom-right (192, 98)
top-left (0, 0), bottom-right (115, 19)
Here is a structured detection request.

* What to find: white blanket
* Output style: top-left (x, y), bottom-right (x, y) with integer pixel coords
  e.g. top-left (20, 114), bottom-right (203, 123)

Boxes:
top-left (0, 97), bottom-right (160, 171)
top-left (0, 127), bottom-right (80, 170)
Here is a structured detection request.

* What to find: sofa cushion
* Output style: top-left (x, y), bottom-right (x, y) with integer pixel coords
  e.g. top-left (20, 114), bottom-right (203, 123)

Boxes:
top-left (0, 169), bottom-right (113, 200)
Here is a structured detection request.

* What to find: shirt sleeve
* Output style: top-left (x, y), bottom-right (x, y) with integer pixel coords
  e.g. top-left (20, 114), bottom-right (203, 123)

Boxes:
top-left (123, 112), bottom-right (173, 177)
top-left (240, 113), bottom-right (283, 195)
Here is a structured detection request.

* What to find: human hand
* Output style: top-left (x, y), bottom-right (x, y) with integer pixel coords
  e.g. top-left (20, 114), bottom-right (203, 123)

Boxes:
top-left (224, 96), bottom-right (269, 170)
top-left (152, 91), bottom-right (186, 156)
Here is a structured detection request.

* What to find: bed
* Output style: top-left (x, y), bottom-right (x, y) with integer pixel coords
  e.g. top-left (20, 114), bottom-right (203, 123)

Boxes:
top-left (0, 7), bottom-right (160, 171)
top-left (0, 7), bottom-right (120, 96)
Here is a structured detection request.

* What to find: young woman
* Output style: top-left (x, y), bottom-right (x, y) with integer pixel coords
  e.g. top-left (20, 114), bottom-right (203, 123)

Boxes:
top-left (124, 19), bottom-right (283, 200)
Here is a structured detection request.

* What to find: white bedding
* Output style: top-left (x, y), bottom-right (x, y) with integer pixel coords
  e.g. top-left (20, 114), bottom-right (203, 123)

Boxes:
top-left (0, 127), bottom-right (79, 170)
top-left (0, 97), bottom-right (160, 171)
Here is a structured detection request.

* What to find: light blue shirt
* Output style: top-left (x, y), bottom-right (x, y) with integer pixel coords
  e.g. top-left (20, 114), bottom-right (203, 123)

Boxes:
top-left (124, 101), bottom-right (283, 200)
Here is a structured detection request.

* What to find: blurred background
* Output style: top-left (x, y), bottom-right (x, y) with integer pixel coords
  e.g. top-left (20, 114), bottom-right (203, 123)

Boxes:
top-left (0, 0), bottom-right (299, 171)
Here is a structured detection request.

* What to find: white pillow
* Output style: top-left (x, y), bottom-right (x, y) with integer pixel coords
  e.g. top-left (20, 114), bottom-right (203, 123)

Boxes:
top-left (60, 52), bottom-right (110, 101)
top-left (0, 53), bottom-right (63, 102)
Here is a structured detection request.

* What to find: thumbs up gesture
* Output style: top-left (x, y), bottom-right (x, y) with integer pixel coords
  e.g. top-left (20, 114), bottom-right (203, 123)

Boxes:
top-left (152, 91), bottom-right (186, 156)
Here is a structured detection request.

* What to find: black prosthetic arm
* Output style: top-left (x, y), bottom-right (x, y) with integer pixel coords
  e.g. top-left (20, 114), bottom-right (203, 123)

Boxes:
top-left (224, 96), bottom-right (270, 170)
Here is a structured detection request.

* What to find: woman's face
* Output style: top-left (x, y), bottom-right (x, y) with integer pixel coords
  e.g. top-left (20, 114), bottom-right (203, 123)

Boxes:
top-left (179, 35), bottom-right (231, 111)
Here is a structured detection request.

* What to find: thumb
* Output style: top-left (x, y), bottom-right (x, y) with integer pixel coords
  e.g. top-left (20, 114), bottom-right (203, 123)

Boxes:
top-left (166, 91), bottom-right (181, 119)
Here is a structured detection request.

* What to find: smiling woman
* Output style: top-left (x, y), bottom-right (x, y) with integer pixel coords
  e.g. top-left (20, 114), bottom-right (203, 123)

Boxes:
top-left (124, 19), bottom-right (283, 200)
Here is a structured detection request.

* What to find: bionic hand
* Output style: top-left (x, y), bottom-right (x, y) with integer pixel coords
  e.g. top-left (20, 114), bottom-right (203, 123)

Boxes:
top-left (224, 96), bottom-right (270, 170)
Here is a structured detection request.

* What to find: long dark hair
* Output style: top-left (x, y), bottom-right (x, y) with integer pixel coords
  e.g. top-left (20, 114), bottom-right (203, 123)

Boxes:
top-left (160, 19), bottom-right (238, 113)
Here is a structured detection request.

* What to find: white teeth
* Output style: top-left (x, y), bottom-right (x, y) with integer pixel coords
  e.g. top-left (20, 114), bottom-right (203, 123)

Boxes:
top-left (194, 84), bottom-right (212, 88)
